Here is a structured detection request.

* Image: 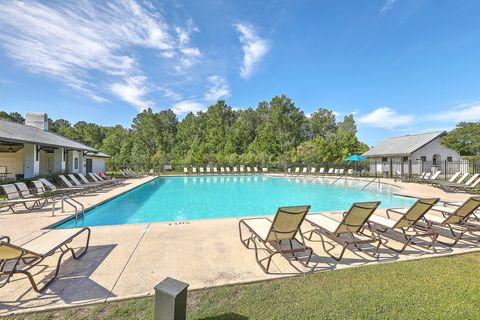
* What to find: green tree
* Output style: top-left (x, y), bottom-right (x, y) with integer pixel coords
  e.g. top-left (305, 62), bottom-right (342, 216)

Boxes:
top-left (442, 122), bottom-right (480, 156)
top-left (0, 111), bottom-right (25, 123)
top-left (309, 108), bottom-right (337, 138)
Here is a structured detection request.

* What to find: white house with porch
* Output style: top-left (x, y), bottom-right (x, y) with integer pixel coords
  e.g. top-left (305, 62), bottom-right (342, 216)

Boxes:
top-left (363, 131), bottom-right (463, 176)
top-left (0, 113), bottom-right (109, 180)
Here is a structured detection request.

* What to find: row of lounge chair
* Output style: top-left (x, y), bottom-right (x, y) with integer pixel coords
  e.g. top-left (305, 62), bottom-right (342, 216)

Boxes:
top-left (412, 171), bottom-right (480, 193)
top-left (120, 168), bottom-right (145, 177)
top-left (183, 166), bottom-right (268, 174)
top-left (0, 173), bottom-right (124, 214)
top-left (239, 196), bottom-right (480, 272)
top-left (0, 172), bottom-right (129, 291)
top-left (287, 167), bottom-right (354, 175)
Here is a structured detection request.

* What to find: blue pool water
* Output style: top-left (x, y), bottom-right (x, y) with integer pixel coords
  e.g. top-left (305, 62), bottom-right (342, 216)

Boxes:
top-left (56, 175), bottom-right (415, 228)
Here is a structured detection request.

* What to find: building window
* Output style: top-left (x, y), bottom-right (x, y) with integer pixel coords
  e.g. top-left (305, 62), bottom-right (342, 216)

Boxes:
top-left (447, 156), bottom-right (453, 162)
top-left (402, 156), bottom-right (408, 162)
top-left (74, 157), bottom-right (79, 170)
top-left (381, 157), bottom-right (388, 162)
top-left (420, 156), bottom-right (427, 162)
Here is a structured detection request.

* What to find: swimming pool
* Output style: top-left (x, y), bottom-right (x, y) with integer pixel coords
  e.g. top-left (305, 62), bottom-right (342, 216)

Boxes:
top-left (56, 175), bottom-right (416, 228)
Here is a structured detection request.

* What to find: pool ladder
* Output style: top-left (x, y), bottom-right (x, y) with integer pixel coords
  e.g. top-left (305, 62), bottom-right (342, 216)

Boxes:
top-left (60, 194), bottom-right (85, 223)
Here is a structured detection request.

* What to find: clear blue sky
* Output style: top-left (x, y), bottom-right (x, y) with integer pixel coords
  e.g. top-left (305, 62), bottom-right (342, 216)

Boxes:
top-left (0, 0), bottom-right (479, 146)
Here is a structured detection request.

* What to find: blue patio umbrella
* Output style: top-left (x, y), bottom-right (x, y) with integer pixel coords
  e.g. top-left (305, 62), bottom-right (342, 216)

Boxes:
top-left (344, 154), bottom-right (367, 173)
top-left (344, 155), bottom-right (367, 161)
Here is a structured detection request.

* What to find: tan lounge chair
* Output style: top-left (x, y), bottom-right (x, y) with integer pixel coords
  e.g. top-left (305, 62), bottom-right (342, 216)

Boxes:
top-left (423, 196), bottom-right (480, 246)
top-left (0, 228), bottom-right (90, 292)
top-left (305, 202), bottom-right (381, 261)
top-left (239, 205), bottom-right (313, 273)
top-left (368, 198), bottom-right (440, 252)
top-left (0, 184), bottom-right (45, 213)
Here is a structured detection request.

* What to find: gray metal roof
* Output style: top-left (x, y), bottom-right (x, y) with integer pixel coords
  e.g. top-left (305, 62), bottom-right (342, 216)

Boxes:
top-left (0, 119), bottom-right (98, 152)
top-left (363, 131), bottom-right (446, 157)
top-left (84, 151), bottom-right (110, 158)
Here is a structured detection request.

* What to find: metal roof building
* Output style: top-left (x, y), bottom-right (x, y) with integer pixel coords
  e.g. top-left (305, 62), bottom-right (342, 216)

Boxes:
top-left (0, 113), bottom-right (108, 179)
top-left (363, 131), bottom-right (446, 157)
top-left (363, 131), bottom-right (462, 176)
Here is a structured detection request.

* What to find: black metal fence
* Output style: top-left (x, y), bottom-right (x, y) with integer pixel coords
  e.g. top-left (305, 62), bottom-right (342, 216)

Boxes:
top-left (367, 160), bottom-right (479, 180)
top-left (163, 159), bottom-right (480, 180)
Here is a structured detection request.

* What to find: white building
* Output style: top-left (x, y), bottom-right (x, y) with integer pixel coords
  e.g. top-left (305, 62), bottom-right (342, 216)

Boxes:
top-left (363, 131), bottom-right (463, 175)
top-left (0, 113), bottom-right (109, 180)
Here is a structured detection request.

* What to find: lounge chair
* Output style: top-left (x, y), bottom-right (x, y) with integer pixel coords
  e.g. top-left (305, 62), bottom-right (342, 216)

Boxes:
top-left (0, 228), bottom-right (90, 292)
top-left (304, 202), bottom-right (381, 261)
top-left (368, 198), bottom-right (440, 252)
top-left (419, 171), bottom-right (442, 184)
top-left (39, 178), bottom-right (83, 195)
top-left (327, 168), bottom-right (334, 174)
top-left (213, 167), bottom-right (218, 174)
top-left (226, 167), bottom-right (231, 173)
top-left (59, 175), bottom-right (89, 194)
top-left (78, 173), bottom-right (108, 187)
top-left (220, 167), bottom-right (225, 174)
top-left (199, 167), bottom-right (205, 174)
top-left (239, 205), bottom-right (313, 273)
top-left (233, 166), bottom-right (238, 173)
top-left (183, 167), bottom-right (188, 174)
top-left (262, 167), bottom-right (268, 172)
top-left (439, 173), bottom-right (479, 192)
top-left (319, 167), bottom-right (325, 174)
top-left (254, 166), bottom-right (259, 173)
top-left (434, 172), bottom-right (469, 188)
top-left (240, 166), bottom-right (245, 173)
top-left (294, 167), bottom-right (300, 174)
top-left (311, 167), bottom-right (316, 174)
top-left (302, 167), bottom-right (308, 174)
top-left (0, 184), bottom-right (45, 213)
top-left (422, 196), bottom-right (480, 246)
top-left (347, 169), bottom-right (354, 175)
top-left (192, 167), bottom-right (197, 174)
top-left (206, 167), bottom-right (211, 174)
top-left (246, 167), bottom-right (252, 173)
top-left (68, 174), bottom-right (104, 191)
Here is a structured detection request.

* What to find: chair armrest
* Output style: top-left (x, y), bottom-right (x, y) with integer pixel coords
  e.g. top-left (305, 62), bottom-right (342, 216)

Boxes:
top-left (0, 235), bottom-right (10, 243)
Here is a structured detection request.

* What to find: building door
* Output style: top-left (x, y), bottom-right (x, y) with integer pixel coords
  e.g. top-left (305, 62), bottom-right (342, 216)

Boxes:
top-left (86, 158), bottom-right (93, 173)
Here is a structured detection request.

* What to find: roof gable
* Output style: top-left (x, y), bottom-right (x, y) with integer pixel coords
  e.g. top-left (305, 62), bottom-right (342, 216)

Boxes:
top-left (363, 131), bottom-right (446, 157)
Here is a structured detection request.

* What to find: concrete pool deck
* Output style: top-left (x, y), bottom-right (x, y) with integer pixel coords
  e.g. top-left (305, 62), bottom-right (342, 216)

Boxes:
top-left (0, 175), bottom-right (478, 315)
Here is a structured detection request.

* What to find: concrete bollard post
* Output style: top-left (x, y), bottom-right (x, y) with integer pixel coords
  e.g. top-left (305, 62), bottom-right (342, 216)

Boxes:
top-left (154, 277), bottom-right (189, 320)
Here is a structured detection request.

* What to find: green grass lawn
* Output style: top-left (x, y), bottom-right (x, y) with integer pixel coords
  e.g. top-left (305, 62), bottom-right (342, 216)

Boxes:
top-left (8, 252), bottom-right (480, 320)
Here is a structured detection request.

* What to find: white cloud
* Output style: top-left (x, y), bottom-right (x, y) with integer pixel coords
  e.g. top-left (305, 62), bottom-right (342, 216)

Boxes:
top-left (110, 76), bottom-right (152, 111)
top-left (358, 107), bottom-right (414, 128)
top-left (380, 0), bottom-right (398, 14)
top-left (162, 88), bottom-right (182, 101)
top-left (204, 76), bottom-right (231, 101)
top-left (171, 100), bottom-right (205, 115)
top-left (432, 102), bottom-right (480, 122)
top-left (0, 0), bottom-right (200, 109)
top-left (234, 23), bottom-right (269, 79)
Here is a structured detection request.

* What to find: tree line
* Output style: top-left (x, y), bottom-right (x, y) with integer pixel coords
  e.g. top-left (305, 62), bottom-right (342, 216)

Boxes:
top-left (3, 95), bottom-right (477, 170)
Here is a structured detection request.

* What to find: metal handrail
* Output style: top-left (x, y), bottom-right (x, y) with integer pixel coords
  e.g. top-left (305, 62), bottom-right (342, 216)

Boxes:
top-left (362, 177), bottom-right (381, 190)
top-left (60, 194), bottom-right (85, 223)
top-left (331, 174), bottom-right (348, 185)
